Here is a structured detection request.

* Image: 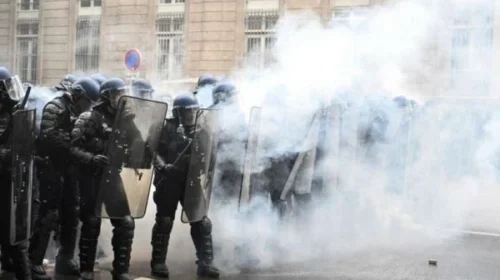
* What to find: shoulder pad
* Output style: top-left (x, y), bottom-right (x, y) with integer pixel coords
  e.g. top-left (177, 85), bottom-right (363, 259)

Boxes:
top-left (44, 98), bottom-right (65, 112)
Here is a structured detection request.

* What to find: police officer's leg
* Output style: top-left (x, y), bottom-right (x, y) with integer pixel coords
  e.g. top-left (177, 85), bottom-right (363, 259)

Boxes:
top-left (78, 177), bottom-right (102, 280)
top-left (294, 191), bottom-right (312, 224)
top-left (10, 240), bottom-right (32, 280)
top-left (1, 244), bottom-right (14, 272)
top-left (105, 179), bottom-right (134, 280)
top-left (0, 173), bottom-right (14, 273)
top-left (181, 180), bottom-right (220, 279)
top-left (270, 189), bottom-right (288, 219)
top-left (29, 167), bottom-right (61, 280)
top-left (55, 173), bottom-right (80, 276)
top-left (0, 173), bottom-right (32, 280)
top-left (150, 179), bottom-right (181, 278)
top-left (189, 216), bottom-right (220, 278)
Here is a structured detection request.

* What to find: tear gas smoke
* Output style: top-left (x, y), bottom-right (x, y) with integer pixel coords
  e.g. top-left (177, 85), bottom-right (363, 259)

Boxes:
top-left (25, 86), bottom-right (61, 130)
top-left (96, 0), bottom-right (500, 274)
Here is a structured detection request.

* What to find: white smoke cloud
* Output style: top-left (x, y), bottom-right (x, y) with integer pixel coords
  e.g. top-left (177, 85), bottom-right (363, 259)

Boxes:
top-left (95, 0), bottom-right (500, 276)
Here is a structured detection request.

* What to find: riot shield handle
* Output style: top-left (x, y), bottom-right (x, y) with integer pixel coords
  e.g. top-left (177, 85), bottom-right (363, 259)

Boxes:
top-left (134, 168), bottom-right (143, 180)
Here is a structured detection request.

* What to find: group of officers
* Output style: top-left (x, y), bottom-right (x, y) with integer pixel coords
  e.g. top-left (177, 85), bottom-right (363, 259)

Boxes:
top-left (0, 67), bottom-right (228, 280)
top-left (0, 64), bottom-right (426, 280)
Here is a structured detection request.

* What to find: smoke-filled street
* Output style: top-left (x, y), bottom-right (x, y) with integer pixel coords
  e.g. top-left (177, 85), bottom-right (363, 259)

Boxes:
top-left (3, 0), bottom-right (500, 280)
top-left (29, 232), bottom-right (500, 279)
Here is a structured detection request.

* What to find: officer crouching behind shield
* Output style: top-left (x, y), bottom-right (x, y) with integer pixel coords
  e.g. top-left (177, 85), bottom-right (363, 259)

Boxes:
top-left (70, 77), bottom-right (143, 280)
top-left (150, 94), bottom-right (220, 278)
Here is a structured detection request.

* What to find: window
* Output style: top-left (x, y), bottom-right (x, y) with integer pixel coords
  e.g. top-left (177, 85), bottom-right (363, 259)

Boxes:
top-left (331, 7), bottom-right (368, 28)
top-left (80, 0), bottom-right (101, 8)
top-left (75, 16), bottom-right (100, 73)
top-left (159, 0), bottom-right (185, 4)
top-left (156, 14), bottom-right (184, 80)
top-left (450, 1), bottom-right (494, 95)
top-left (245, 11), bottom-right (278, 68)
top-left (16, 20), bottom-right (38, 84)
top-left (19, 0), bottom-right (39, 10)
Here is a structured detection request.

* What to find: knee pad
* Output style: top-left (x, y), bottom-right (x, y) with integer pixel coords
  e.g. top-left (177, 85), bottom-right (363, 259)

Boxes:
top-left (82, 216), bottom-right (101, 237)
top-left (191, 216), bottom-right (212, 234)
top-left (155, 216), bottom-right (173, 233)
top-left (111, 215), bottom-right (135, 230)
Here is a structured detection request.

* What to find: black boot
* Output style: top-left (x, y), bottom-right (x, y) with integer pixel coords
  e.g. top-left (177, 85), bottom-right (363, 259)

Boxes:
top-left (1, 245), bottom-right (15, 272)
top-left (55, 206), bottom-right (80, 276)
top-left (30, 209), bottom-right (58, 280)
top-left (78, 216), bottom-right (101, 280)
top-left (150, 217), bottom-right (173, 278)
top-left (11, 241), bottom-right (32, 280)
top-left (190, 217), bottom-right (220, 279)
top-left (110, 216), bottom-right (134, 280)
top-left (31, 264), bottom-right (51, 280)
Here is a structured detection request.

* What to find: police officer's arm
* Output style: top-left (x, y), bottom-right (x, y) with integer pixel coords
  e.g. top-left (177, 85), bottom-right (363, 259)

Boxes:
top-left (154, 120), bottom-right (174, 173)
top-left (39, 101), bottom-right (70, 153)
top-left (70, 111), bottom-right (98, 164)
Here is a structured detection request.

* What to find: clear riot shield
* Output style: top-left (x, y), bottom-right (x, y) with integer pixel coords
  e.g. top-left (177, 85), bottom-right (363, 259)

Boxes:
top-left (403, 98), bottom-right (500, 222)
top-left (239, 107), bottom-right (262, 209)
top-left (96, 96), bottom-right (167, 219)
top-left (10, 109), bottom-right (35, 245)
top-left (281, 111), bottom-right (322, 199)
top-left (238, 106), bottom-right (322, 209)
top-left (311, 104), bottom-right (344, 196)
top-left (181, 109), bottom-right (220, 223)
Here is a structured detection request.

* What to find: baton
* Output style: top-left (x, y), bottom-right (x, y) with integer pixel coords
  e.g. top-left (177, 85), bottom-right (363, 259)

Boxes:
top-left (19, 86), bottom-right (31, 110)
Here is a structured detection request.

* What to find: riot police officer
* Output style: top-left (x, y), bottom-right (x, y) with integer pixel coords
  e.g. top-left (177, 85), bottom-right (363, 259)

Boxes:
top-left (29, 77), bottom-right (100, 279)
top-left (194, 74), bottom-right (217, 108)
top-left (194, 74), bottom-right (217, 95)
top-left (150, 94), bottom-right (220, 278)
top-left (71, 78), bottom-right (138, 280)
top-left (131, 79), bottom-right (154, 100)
top-left (60, 74), bottom-right (78, 89)
top-left (210, 83), bottom-right (246, 202)
top-left (0, 66), bottom-right (31, 280)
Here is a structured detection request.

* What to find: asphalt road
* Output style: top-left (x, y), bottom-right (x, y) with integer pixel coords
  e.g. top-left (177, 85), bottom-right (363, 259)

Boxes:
top-left (2, 232), bottom-right (500, 280)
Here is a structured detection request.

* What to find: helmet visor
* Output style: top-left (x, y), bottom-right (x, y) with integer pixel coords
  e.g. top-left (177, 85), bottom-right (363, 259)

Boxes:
top-left (177, 107), bottom-right (198, 127)
top-left (104, 86), bottom-right (128, 108)
top-left (0, 75), bottom-right (24, 102)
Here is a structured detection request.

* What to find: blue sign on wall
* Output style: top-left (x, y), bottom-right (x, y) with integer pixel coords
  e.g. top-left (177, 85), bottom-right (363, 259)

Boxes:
top-left (124, 49), bottom-right (142, 71)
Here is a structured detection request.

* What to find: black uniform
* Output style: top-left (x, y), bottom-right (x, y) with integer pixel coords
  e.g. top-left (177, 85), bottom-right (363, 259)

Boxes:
top-left (151, 117), bottom-right (219, 278)
top-left (29, 93), bottom-right (80, 278)
top-left (71, 102), bottom-right (142, 280)
top-left (0, 99), bottom-right (31, 280)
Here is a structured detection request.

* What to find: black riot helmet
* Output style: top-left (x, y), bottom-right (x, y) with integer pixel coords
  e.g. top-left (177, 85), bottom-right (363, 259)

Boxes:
top-left (98, 77), bottom-right (128, 109)
top-left (90, 73), bottom-right (106, 86)
top-left (0, 66), bottom-right (24, 103)
top-left (70, 77), bottom-right (100, 114)
top-left (393, 96), bottom-right (409, 108)
top-left (172, 93), bottom-right (199, 127)
top-left (62, 74), bottom-right (78, 86)
top-left (212, 82), bottom-right (237, 105)
top-left (131, 79), bottom-right (154, 99)
top-left (195, 74), bottom-right (217, 91)
top-left (72, 77), bottom-right (100, 102)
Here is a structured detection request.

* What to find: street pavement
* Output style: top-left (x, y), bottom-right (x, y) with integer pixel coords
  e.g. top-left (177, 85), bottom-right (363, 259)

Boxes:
top-left (2, 232), bottom-right (500, 280)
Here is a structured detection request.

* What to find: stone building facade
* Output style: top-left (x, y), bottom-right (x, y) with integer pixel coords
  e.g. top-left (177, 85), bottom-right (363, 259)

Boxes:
top-left (0, 0), bottom-right (498, 97)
